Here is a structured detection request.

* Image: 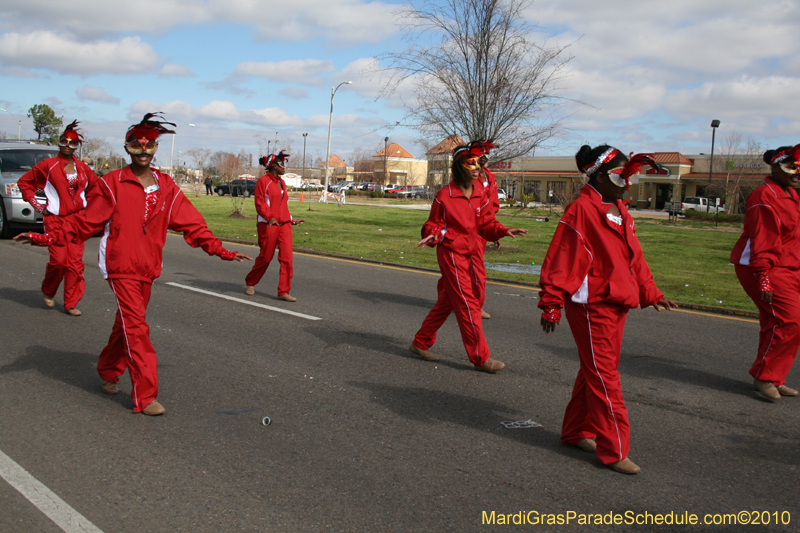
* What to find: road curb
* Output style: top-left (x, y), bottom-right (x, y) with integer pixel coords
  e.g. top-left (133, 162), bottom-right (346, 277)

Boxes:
top-left (208, 234), bottom-right (759, 319)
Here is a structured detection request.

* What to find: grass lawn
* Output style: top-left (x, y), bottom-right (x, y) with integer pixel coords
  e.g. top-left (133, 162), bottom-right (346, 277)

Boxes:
top-left (186, 194), bottom-right (755, 312)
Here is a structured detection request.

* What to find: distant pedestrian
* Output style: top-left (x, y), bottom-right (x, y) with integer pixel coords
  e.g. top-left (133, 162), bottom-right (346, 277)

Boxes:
top-left (409, 144), bottom-right (527, 372)
top-left (245, 151), bottom-right (305, 301)
top-left (731, 143), bottom-right (800, 402)
top-left (15, 113), bottom-right (252, 416)
top-left (538, 144), bottom-right (677, 475)
top-left (17, 120), bottom-right (98, 316)
top-left (205, 176), bottom-right (213, 195)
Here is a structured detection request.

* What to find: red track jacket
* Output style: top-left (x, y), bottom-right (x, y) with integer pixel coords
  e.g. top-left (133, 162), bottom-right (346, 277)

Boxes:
top-left (254, 173), bottom-right (292, 224)
top-left (18, 153), bottom-right (98, 215)
top-left (538, 184), bottom-right (663, 311)
top-left (482, 167), bottom-right (500, 218)
top-left (731, 177), bottom-right (800, 272)
top-left (46, 166), bottom-right (230, 283)
top-left (422, 179), bottom-right (508, 255)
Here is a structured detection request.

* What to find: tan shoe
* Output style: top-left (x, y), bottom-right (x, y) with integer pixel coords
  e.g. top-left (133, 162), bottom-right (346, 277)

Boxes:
top-left (777, 384), bottom-right (799, 396)
top-left (278, 294), bottom-right (297, 302)
top-left (609, 457), bottom-right (641, 475)
top-left (66, 308), bottom-right (81, 316)
top-left (409, 343), bottom-right (439, 362)
top-left (43, 294), bottom-right (55, 308)
top-left (475, 358), bottom-right (505, 373)
top-left (142, 401), bottom-right (165, 416)
top-left (245, 286), bottom-right (255, 295)
top-left (754, 378), bottom-right (781, 401)
top-left (575, 438), bottom-right (597, 453)
top-left (481, 309), bottom-right (491, 319)
top-left (101, 381), bottom-right (119, 395)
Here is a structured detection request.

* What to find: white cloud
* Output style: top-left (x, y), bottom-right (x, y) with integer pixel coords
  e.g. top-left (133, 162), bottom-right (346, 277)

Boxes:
top-left (0, 32), bottom-right (159, 75)
top-left (76, 85), bottom-right (120, 105)
top-left (0, 0), bottom-right (397, 45)
top-left (159, 64), bottom-right (195, 77)
top-left (279, 87), bottom-right (310, 99)
top-left (234, 59), bottom-right (335, 85)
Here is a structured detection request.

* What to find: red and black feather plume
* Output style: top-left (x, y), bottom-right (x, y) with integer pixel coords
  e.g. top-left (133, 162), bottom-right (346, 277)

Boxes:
top-left (61, 120), bottom-right (83, 142)
top-left (125, 112), bottom-right (176, 142)
top-left (621, 153), bottom-right (658, 180)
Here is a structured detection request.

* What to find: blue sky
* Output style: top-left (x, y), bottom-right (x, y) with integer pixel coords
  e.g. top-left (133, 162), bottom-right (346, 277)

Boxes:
top-left (1, 0), bottom-right (799, 167)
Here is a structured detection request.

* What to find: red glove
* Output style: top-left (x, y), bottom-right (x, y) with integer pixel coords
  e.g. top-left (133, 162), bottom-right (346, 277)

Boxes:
top-left (28, 232), bottom-right (54, 246)
top-left (217, 249), bottom-right (238, 261)
top-left (541, 305), bottom-right (562, 324)
top-left (754, 271), bottom-right (773, 292)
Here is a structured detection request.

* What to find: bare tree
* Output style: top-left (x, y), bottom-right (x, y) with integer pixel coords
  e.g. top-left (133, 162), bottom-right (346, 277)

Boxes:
top-left (186, 147), bottom-right (213, 197)
top-left (713, 132), bottom-right (764, 214)
top-left (376, 0), bottom-right (574, 160)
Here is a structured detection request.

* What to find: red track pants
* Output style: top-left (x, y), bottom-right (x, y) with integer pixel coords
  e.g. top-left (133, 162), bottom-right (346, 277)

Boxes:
top-left (562, 301), bottom-right (631, 465)
top-left (98, 279), bottom-right (157, 413)
top-left (736, 265), bottom-right (800, 386)
top-left (475, 238), bottom-right (488, 308)
top-left (245, 222), bottom-right (293, 296)
top-left (413, 246), bottom-right (490, 367)
top-left (41, 215), bottom-right (85, 310)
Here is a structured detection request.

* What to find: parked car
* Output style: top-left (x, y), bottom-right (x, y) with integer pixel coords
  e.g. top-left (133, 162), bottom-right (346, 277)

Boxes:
top-left (363, 182), bottom-right (381, 192)
top-left (402, 186), bottom-right (429, 199)
top-left (301, 182), bottom-right (324, 190)
top-left (385, 183), bottom-right (402, 191)
top-left (385, 185), bottom-right (406, 194)
top-left (497, 188), bottom-right (507, 201)
top-left (663, 196), bottom-right (724, 214)
top-left (0, 141), bottom-right (58, 238)
top-left (215, 178), bottom-right (257, 197)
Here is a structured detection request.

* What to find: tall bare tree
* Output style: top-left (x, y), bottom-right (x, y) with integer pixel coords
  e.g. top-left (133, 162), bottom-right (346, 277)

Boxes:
top-left (186, 147), bottom-right (213, 197)
top-left (713, 132), bottom-right (764, 214)
top-left (376, 0), bottom-right (574, 160)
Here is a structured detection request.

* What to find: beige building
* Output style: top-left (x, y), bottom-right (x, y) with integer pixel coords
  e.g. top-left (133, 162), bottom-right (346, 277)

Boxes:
top-left (487, 151), bottom-right (768, 211)
top-left (426, 135), bottom-right (465, 187)
top-left (373, 142), bottom-right (428, 186)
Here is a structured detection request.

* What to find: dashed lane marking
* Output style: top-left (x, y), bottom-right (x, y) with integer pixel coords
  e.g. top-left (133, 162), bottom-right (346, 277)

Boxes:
top-left (165, 282), bottom-right (322, 321)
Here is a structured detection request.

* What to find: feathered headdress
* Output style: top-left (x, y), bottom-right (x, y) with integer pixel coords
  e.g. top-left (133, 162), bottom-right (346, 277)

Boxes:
top-left (468, 139), bottom-right (495, 156)
top-left (607, 152), bottom-right (657, 190)
top-left (768, 143), bottom-right (800, 166)
top-left (260, 150), bottom-right (289, 169)
top-left (453, 144), bottom-right (484, 161)
top-left (60, 120), bottom-right (83, 142)
top-left (125, 112), bottom-right (176, 142)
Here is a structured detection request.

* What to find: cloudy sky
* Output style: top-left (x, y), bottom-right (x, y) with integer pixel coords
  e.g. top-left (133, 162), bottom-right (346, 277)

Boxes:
top-left (0, 0), bottom-right (798, 167)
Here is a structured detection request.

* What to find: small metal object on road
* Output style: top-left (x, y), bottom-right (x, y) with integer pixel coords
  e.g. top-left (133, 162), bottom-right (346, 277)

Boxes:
top-left (262, 417), bottom-right (272, 426)
top-left (501, 419), bottom-right (542, 429)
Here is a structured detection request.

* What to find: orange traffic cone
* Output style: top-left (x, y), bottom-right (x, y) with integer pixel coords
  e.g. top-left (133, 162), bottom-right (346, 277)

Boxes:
top-left (300, 192), bottom-right (304, 202)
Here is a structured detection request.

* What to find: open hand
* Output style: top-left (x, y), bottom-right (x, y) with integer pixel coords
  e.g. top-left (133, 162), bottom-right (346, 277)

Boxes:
top-left (234, 253), bottom-right (253, 262)
top-left (12, 233), bottom-right (32, 244)
top-left (541, 316), bottom-right (558, 334)
top-left (505, 228), bottom-right (528, 238)
top-left (651, 299), bottom-right (679, 311)
top-left (418, 235), bottom-right (436, 247)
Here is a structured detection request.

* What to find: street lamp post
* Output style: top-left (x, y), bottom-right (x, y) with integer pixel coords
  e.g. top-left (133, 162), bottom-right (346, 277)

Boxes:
top-left (302, 133), bottom-right (308, 180)
top-left (384, 137), bottom-right (389, 187)
top-left (708, 119), bottom-right (721, 223)
top-left (0, 109), bottom-right (21, 140)
top-left (323, 81), bottom-right (353, 202)
top-left (170, 123), bottom-right (195, 179)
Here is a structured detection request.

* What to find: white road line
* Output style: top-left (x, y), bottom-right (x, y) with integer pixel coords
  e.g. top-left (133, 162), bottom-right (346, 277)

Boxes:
top-left (0, 448), bottom-right (104, 533)
top-left (165, 282), bottom-right (322, 321)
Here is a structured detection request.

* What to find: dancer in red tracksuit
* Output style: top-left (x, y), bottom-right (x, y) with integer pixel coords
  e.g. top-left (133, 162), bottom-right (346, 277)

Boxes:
top-left (15, 113), bottom-right (252, 416)
top-left (538, 144), bottom-right (677, 474)
top-left (409, 145), bottom-right (527, 372)
top-left (17, 121), bottom-right (98, 315)
top-left (731, 144), bottom-right (800, 402)
top-left (245, 151), bottom-right (305, 301)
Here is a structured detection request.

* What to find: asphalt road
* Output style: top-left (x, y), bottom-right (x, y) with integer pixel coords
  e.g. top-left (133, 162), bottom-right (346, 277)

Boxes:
top-left (1, 235), bottom-right (798, 532)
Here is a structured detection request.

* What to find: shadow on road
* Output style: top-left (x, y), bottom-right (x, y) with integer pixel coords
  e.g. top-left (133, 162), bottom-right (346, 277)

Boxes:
top-left (347, 289), bottom-right (435, 309)
top-left (538, 341), bottom-right (754, 398)
top-left (0, 345), bottom-right (130, 408)
top-left (0, 287), bottom-right (51, 310)
top-left (350, 381), bottom-right (598, 465)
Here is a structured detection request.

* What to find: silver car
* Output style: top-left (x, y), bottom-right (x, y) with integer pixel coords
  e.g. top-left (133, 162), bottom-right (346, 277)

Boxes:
top-left (0, 142), bottom-right (59, 238)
